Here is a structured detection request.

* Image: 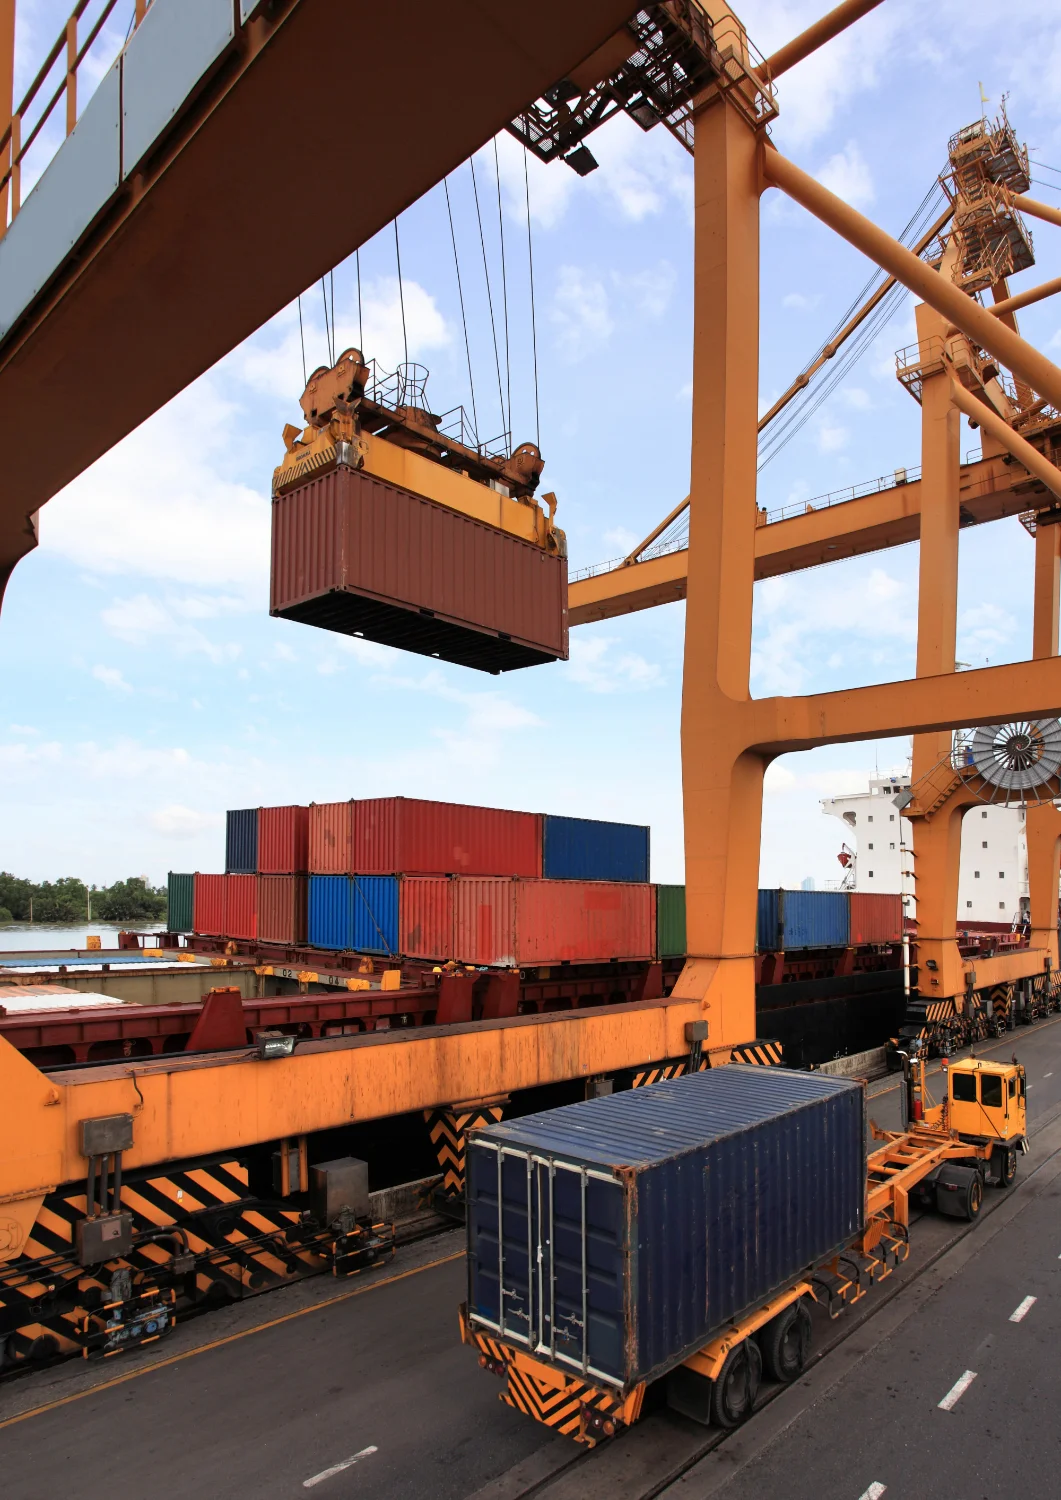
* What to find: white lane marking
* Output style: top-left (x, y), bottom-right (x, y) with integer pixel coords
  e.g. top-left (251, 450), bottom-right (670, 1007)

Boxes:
top-left (938, 1370), bottom-right (977, 1410)
top-left (858, 1485), bottom-right (887, 1500)
top-left (1045, 1072), bottom-right (1053, 1078)
top-left (1010, 1296), bottom-right (1037, 1323)
top-left (303, 1447), bottom-right (378, 1489)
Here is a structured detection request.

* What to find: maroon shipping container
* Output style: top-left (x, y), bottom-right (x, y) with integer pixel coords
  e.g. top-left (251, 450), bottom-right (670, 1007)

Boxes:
top-left (258, 875), bottom-right (308, 945)
top-left (356, 798), bottom-right (542, 877)
top-left (399, 876), bottom-right (453, 960)
top-left (452, 878), bottom-right (655, 967)
top-left (193, 874), bottom-right (225, 936)
top-left (259, 806), bottom-right (310, 873)
top-left (225, 875), bottom-right (258, 942)
top-left (848, 892), bottom-right (903, 946)
top-left (269, 465), bottom-right (568, 674)
top-left (309, 801), bottom-right (356, 873)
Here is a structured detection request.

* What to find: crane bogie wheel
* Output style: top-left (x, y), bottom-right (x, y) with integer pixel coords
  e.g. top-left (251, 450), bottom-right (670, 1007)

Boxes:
top-left (709, 1338), bottom-right (762, 1430)
top-left (759, 1300), bottom-right (812, 1383)
top-left (970, 719), bottom-right (1061, 793)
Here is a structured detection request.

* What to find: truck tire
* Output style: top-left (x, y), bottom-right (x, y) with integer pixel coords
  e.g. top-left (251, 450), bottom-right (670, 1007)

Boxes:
top-left (934, 1164), bottom-right (982, 1220)
top-left (709, 1339), bottom-right (761, 1430)
top-left (995, 1146), bottom-right (1018, 1189)
top-left (963, 1173), bottom-right (983, 1220)
top-left (759, 1301), bottom-right (812, 1383)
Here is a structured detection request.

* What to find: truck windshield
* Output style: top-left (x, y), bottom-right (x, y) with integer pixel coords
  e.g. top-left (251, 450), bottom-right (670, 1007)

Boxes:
top-left (981, 1075), bottom-right (1003, 1109)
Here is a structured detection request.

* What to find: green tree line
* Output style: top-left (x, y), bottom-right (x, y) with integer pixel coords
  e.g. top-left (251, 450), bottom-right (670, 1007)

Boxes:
top-left (0, 873), bottom-right (167, 925)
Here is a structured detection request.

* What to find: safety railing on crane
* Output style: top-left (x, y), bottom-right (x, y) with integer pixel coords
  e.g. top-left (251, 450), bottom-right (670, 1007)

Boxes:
top-left (0, 0), bottom-right (149, 231)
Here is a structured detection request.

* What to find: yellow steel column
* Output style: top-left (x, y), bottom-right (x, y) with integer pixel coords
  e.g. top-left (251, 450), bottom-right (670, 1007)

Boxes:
top-left (1026, 522), bottom-right (1061, 967)
top-left (909, 305), bottom-right (966, 1001)
top-left (669, 84), bottom-right (762, 1045)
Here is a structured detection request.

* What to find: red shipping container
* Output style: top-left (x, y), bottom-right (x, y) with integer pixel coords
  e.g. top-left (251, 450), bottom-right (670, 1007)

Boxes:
top-left (399, 876), bottom-right (453, 960)
top-left (848, 892), bottom-right (903, 946)
top-left (225, 874), bottom-right (258, 941)
top-left (258, 875), bottom-right (308, 945)
top-left (355, 797), bottom-right (542, 877)
top-left (259, 806), bottom-right (310, 873)
top-left (193, 874), bottom-right (225, 936)
top-left (309, 801), bottom-right (356, 873)
top-left (452, 878), bottom-right (655, 967)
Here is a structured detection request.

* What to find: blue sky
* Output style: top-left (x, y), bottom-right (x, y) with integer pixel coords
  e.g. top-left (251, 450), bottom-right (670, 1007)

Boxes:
top-left (3, 0), bottom-right (1061, 887)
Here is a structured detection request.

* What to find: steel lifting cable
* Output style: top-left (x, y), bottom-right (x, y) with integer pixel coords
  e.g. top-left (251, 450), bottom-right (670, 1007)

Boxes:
top-left (493, 138), bottom-right (512, 446)
top-left (319, 277), bottom-right (333, 366)
top-left (523, 146), bottom-right (541, 450)
top-left (393, 217), bottom-right (409, 377)
top-left (444, 175), bottom-right (480, 444)
top-left (469, 153), bottom-right (508, 446)
top-left (356, 248), bottom-right (363, 351)
top-left (297, 294), bottom-right (307, 386)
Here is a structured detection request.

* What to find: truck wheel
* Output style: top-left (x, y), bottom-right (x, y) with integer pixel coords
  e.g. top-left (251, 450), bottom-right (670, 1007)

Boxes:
top-left (995, 1146), bottom-right (1018, 1189)
top-left (964, 1174), bottom-right (983, 1220)
top-left (759, 1301), bottom-right (812, 1383)
top-left (709, 1339), bottom-right (761, 1430)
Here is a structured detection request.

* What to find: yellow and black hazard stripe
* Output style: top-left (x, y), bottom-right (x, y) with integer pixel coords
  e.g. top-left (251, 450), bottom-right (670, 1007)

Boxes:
top-left (631, 1060), bottom-right (692, 1089)
top-left (632, 1038), bottom-right (782, 1088)
top-left (424, 1104), bottom-right (505, 1199)
top-left (730, 1040), bottom-right (784, 1066)
top-left (924, 1000), bottom-right (959, 1022)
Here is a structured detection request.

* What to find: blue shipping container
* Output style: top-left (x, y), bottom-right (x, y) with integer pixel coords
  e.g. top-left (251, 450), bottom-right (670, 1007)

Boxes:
top-left (756, 889), bottom-right (849, 951)
top-left (542, 815), bottom-right (649, 883)
top-left (225, 808), bottom-right (259, 874)
top-left (351, 875), bottom-right (399, 956)
top-left (308, 875), bottom-right (354, 950)
top-left (466, 1067), bottom-right (864, 1392)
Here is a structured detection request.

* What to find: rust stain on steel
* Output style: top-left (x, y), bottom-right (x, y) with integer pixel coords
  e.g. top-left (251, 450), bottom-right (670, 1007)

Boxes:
top-left (270, 466), bottom-right (568, 673)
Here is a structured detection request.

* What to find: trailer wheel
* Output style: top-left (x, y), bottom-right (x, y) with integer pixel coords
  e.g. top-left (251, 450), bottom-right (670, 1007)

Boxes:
top-left (995, 1146), bottom-right (1018, 1189)
top-left (709, 1338), bottom-right (761, 1430)
top-left (759, 1300), bottom-right (812, 1383)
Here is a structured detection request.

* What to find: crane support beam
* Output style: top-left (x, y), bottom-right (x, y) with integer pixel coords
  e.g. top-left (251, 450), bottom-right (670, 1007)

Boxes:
top-left (762, 147), bottom-right (1061, 411)
top-left (762, 0), bottom-right (886, 80)
top-left (0, 0), bottom-right (639, 602)
top-left (1011, 193), bottom-right (1061, 232)
top-left (948, 379), bottom-right (1061, 502)
top-left (990, 273), bottom-right (1061, 318)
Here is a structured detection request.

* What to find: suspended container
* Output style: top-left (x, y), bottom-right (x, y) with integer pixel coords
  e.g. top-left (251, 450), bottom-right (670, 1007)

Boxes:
top-left (225, 809), bottom-right (258, 874)
top-left (225, 874), bottom-right (258, 942)
top-left (656, 884), bottom-right (686, 959)
top-left (848, 892), bottom-right (903, 946)
top-left (167, 873), bottom-right (194, 934)
top-left (258, 806), bottom-right (310, 874)
top-left (257, 875), bottom-right (308, 945)
top-left (541, 815), bottom-right (650, 883)
top-left (308, 875), bottom-right (354, 950)
top-left (269, 465), bottom-right (568, 674)
top-left (355, 797), bottom-right (542, 877)
top-left (309, 801), bottom-right (356, 874)
top-left (466, 1067), bottom-right (865, 1393)
top-left (398, 876), bottom-right (454, 961)
top-left (757, 889), bottom-right (850, 951)
top-left (193, 874), bottom-right (226, 936)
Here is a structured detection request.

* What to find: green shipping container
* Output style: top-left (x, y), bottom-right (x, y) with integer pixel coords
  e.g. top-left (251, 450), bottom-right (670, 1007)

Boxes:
top-left (657, 884), bottom-right (686, 958)
top-left (167, 872), bottom-right (194, 933)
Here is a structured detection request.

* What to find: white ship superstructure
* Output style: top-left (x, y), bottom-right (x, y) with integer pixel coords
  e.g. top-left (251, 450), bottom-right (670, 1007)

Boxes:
top-left (821, 775), bottom-right (1028, 925)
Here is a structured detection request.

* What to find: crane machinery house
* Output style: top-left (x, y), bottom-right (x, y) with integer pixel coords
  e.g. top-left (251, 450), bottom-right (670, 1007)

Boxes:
top-left (269, 349), bottom-right (569, 673)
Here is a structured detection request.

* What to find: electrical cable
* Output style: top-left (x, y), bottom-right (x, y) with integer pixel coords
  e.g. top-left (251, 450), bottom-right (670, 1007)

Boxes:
top-left (494, 138), bottom-right (512, 446)
top-left (297, 294), bottom-right (307, 386)
top-left (444, 175), bottom-right (480, 446)
top-left (523, 146), bottom-right (541, 451)
top-left (469, 153), bottom-right (508, 447)
top-left (1029, 159), bottom-right (1061, 177)
top-left (393, 217), bottom-right (409, 377)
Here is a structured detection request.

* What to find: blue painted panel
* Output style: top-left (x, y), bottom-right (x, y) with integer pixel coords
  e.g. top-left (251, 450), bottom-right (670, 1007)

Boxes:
top-left (780, 889), bottom-right (849, 949)
top-left (350, 876), bottom-right (398, 956)
top-left (756, 888), bottom-right (780, 951)
top-left (467, 1066), bottom-right (865, 1390)
top-left (122, 0), bottom-right (235, 177)
top-left (308, 875), bottom-right (353, 950)
top-left (542, 815), bottom-right (649, 883)
top-left (225, 809), bottom-right (258, 874)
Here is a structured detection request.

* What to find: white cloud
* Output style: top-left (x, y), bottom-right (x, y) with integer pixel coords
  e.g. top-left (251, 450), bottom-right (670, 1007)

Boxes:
top-left (958, 602), bottom-right (1018, 661)
top-left (782, 292), bottom-right (821, 310)
top-left (614, 262), bottom-right (677, 318)
top-left (565, 636), bottom-right (662, 693)
top-left (150, 805), bottom-right (223, 839)
top-left (550, 266), bottom-right (613, 362)
top-left (9, 724), bottom-right (39, 735)
top-left (92, 665), bottom-right (133, 694)
top-left (101, 594), bottom-right (244, 664)
top-left (603, 526), bottom-right (639, 554)
top-left (816, 421), bottom-right (849, 453)
top-left (815, 141), bottom-right (875, 208)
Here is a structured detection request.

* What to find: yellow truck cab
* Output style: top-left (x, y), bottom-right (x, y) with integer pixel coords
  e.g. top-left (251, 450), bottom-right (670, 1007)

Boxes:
top-left (946, 1057), bottom-right (1027, 1149)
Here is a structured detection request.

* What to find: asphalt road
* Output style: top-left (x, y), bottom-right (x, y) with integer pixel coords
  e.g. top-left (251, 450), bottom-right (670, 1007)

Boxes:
top-left (3, 1015), bottom-right (1061, 1500)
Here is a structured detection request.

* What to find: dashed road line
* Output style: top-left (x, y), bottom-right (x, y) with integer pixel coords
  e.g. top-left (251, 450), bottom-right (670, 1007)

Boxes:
top-left (1010, 1295), bottom-right (1037, 1322)
top-left (303, 1447), bottom-right (378, 1488)
top-left (938, 1370), bottom-right (977, 1411)
top-left (1045, 1072), bottom-right (1054, 1079)
top-left (857, 1485), bottom-right (887, 1500)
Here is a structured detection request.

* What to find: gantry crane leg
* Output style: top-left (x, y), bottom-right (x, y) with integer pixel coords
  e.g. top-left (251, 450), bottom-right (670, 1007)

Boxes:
top-left (1027, 521), bottom-right (1061, 968)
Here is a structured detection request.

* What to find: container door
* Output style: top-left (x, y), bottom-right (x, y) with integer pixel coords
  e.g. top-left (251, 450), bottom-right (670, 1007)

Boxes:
top-left (466, 1143), bottom-right (536, 1347)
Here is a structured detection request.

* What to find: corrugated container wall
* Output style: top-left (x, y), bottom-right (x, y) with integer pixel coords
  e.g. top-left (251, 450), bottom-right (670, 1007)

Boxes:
top-left (258, 805), bottom-right (310, 874)
top-left (466, 1067), bottom-right (865, 1393)
top-left (541, 815), bottom-right (650, 883)
top-left (756, 889), bottom-right (849, 951)
top-left (451, 878), bottom-right (654, 967)
top-left (309, 801), bottom-right (355, 874)
top-left (308, 875), bottom-right (354, 950)
top-left (270, 466), bottom-right (568, 673)
top-left (453, 878), bottom-right (518, 967)
top-left (225, 874), bottom-right (258, 941)
top-left (399, 876), bottom-right (453, 960)
top-left (167, 873), bottom-right (194, 934)
top-left (354, 797), bottom-right (541, 877)
top-left (225, 808), bottom-right (258, 874)
top-left (193, 874), bottom-right (225, 936)
top-left (656, 885), bottom-right (687, 959)
top-left (257, 875), bottom-right (308, 946)
top-left (848, 892), bottom-right (902, 945)
top-left (350, 876), bottom-right (399, 956)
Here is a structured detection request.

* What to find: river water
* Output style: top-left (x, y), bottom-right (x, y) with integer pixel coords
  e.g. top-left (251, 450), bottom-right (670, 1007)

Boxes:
top-left (0, 921), bottom-right (165, 952)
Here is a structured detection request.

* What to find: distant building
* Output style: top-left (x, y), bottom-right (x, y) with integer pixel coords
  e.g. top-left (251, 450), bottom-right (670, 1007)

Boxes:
top-left (821, 774), bottom-right (1028, 926)
top-left (801, 877), bottom-right (815, 891)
